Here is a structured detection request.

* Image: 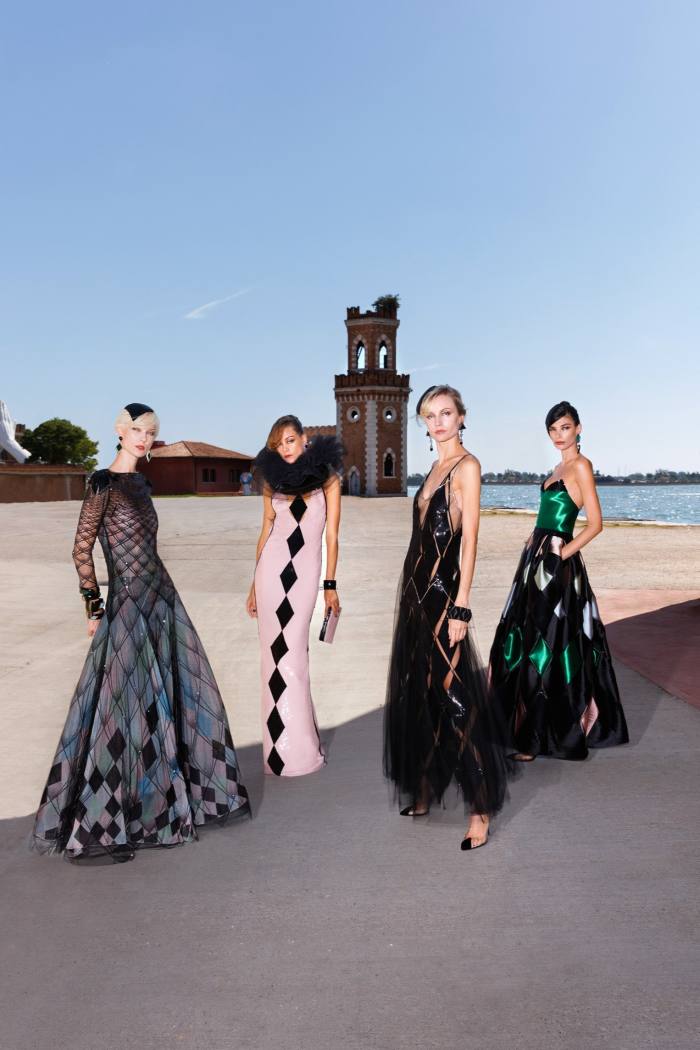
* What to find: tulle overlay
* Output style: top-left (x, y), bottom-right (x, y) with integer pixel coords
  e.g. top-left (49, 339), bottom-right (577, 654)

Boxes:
top-left (489, 482), bottom-right (629, 760)
top-left (384, 464), bottom-right (510, 815)
top-left (32, 471), bottom-right (248, 858)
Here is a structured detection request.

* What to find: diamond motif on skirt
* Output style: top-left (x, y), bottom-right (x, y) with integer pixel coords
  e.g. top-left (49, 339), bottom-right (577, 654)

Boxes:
top-left (267, 746), bottom-right (285, 776)
top-left (107, 729), bottom-right (126, 761)
top-left (290, 495), bottom-right (308, 523)
top-left (267, 705), bottom-right (285, 743)
top-left (276, 596), bottom-right (294, 629)
top-left (534, 561), bottom-right (554, 591)
top-left (269, 667), bottom-right (287, 701)
top-left (287, 526), bottom-right (305, 558)
top-left (271, 631), bottom-right (289, 665)
top-left (280, 560), bottom-right (298, 594)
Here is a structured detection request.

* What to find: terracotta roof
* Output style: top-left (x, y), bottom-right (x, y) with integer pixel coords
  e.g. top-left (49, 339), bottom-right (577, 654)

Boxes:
top-left (150, 441), bottom-right (252, 460)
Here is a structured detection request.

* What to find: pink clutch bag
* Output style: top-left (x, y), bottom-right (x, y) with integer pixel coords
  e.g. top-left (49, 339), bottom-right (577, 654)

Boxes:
top-left (319, 607), bottom-right (340, 644)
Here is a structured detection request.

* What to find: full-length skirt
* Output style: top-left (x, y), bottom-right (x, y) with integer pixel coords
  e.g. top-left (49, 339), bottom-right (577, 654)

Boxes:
top-left (32, 575), bottom-right (249, 858)
top-left (489, 528), bottom-right (629, 759)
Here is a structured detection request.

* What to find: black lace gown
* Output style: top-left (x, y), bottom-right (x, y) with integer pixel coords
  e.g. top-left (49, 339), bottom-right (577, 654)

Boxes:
top-left (384, 462), bottom-right (509, 816)
top-left (32, 470), bottom-right (249, 858)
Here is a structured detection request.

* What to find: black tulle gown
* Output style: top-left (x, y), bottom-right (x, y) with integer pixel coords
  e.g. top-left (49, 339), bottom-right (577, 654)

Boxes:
top-left (489, 479), bottom-right (629, 760)
top-left (384, 460), bottom-right (509, 816)
top-left (32, 469), bottom-right (249, 858)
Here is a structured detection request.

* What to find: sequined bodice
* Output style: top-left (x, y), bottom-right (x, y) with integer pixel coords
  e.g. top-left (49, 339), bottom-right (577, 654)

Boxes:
top-left (535, 480), bottom-right (579, 536)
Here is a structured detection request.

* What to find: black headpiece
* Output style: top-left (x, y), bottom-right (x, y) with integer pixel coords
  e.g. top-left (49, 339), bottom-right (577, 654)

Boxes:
top-left (124, 402), bottom-right (154, 420)
top-left (253, 434), bottom-right (345, 496)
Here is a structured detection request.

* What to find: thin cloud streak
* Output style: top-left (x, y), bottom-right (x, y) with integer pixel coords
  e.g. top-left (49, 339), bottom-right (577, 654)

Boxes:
top-left (184, 287), bottom-right (250, 321)
top-left (402, 362), bottom-right (446, 374)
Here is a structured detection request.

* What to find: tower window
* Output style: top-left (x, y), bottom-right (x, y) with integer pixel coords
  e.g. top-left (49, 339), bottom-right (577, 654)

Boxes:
top-left (383, 406), bottom-right (396, 423)
top-left (379, 342), bottom-right (389, 368)
top-left (383, 452), bottom-right (396, 478)
top-left (356, 343), bottom-right (366, 370)
top-left (347, 407), bottom-right (361, 423)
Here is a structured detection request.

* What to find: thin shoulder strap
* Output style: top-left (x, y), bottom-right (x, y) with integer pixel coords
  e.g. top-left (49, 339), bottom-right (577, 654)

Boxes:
top-left (446, 454), bottom-right (470, 503)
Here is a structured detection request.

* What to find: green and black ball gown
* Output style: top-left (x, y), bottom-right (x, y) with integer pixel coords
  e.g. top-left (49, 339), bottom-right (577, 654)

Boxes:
top-left (489, 479), bottom-right (629, 760)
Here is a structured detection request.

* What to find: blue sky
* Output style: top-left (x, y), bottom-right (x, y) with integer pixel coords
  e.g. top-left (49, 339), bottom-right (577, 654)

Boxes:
top-left (1, 1), bottom-right (698, 475)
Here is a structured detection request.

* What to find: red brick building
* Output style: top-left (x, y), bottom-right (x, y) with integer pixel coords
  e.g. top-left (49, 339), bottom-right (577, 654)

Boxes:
top-left (140, 441), bottom-right (253, 496)
top-left (334, 301), bottom-right (410, 496)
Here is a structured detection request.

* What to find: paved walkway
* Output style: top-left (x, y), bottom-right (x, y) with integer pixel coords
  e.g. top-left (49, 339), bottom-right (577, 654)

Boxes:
top-left (1, 498), bottom-right (698, 1050)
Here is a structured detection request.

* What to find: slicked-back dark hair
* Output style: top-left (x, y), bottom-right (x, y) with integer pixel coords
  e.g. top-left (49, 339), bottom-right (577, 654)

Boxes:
top-left (545, 401), bottom-right (580, 430)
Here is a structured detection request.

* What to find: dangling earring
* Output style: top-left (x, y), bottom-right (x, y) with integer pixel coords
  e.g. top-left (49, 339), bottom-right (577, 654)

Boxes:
top-left (116, 438), bottom-right (122, 451)
top-left (459, 426), bottom-right (464, 446)
top-left (146, 450), bottom-right (152, 463)
top-left (428, 434), bottom-right (434, 452)
top-left (576, 432), bottom-right (582, 449)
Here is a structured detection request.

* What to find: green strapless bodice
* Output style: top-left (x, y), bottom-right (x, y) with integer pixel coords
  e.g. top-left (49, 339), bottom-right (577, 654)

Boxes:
top-left (535, 481), bottom-right (579, 535)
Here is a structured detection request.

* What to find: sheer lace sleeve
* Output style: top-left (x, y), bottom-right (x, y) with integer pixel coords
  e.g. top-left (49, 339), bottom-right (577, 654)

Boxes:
top-left (72, 470), bottom-right (110, 595)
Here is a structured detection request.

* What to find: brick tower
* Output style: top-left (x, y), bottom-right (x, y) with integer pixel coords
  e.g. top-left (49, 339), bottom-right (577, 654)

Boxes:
top-left (334, 297), bottom-right (410, 496)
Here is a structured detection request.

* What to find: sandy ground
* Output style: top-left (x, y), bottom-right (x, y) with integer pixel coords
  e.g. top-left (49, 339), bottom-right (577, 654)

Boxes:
top-left (0, 496), bottom-right (698, 1050)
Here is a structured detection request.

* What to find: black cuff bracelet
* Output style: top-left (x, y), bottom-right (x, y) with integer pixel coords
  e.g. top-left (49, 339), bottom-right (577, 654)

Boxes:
top-left (85, 596), bottom-right (105, 621)
top-left (447, 603), bottom-right (472, 622)
top-left (323, 579), bottom-right (337, 590)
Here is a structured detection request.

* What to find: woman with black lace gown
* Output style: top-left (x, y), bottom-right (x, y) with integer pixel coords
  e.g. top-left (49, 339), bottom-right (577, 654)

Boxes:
top-left (32, 403), bottom-right (249, 861)
top-left (384, 385), bottom-right (509, 850)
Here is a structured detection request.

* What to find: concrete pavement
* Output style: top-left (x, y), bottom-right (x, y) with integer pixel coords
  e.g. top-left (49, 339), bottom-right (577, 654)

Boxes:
top-left (0, 497), bottom-right (698, 1050)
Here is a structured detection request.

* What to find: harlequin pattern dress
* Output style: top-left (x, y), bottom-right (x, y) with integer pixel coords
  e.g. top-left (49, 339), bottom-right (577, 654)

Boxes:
top-left (489, 480), bottom-right (629, 760)
top-left (384, 460), bottom-right (509, 815)
top-left (32, 470), bottom-right (249, 858)
top-left (255, 488), bottom-right (326, 777)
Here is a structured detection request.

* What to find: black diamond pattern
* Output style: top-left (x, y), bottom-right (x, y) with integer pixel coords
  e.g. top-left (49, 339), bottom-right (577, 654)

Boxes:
top-left (267, 706), bottom-right (285, 743)
top-left (271, 632), bottom-right (289, 665)
top-left (267, 747), bottom-right (285, 776)
top-left (287, 526), bottom-right (305, 558)
top-left (290, 495), bottom-right (308, 523)
top-left (269, 668), bottom-right (287, 702)
top-left (280, 561), bottom-right (298, 594)
top-left (276, 597), bottom-right (294, 629)
top-left (31, 468), bottom-right (249, 858)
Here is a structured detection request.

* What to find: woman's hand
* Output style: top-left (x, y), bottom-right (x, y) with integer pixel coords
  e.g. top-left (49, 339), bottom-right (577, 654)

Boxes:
top-left (324, 588), bottom-right (341, 617)
top-left (447, 618), bottom-right (468, 648)
top-left (87, 618), bottom-right (101, 638)
top-left (246, 583), bottom-right (258, 618)
top-left (560, 544), bottom-right (571, 561)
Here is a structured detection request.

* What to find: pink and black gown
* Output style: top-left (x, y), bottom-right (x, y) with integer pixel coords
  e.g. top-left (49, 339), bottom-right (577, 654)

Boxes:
top-left (384, 460), bottom-right (509, 815)
top-left (32, 469), bottom-right (249, 859)
top-left (255, 489), bottom-right (326, 776)
top-left (489, 479), bottom-right (629, 759)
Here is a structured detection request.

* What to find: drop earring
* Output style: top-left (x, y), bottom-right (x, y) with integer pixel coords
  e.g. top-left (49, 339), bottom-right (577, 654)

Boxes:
top-left (459, 426), bottom-right (464, 446)
top-left (428, 434), bottom-right (434, 452)
top-left (146, 450), bottom-right (152, 463)
top-left (576, 433), bottom-right (582, 449)
top-left (116, 438), bottom-right (122, 451)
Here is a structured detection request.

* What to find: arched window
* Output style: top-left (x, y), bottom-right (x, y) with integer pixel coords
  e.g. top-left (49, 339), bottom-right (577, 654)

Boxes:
top-left (383, 452), bottom-right (395, 478)
top-left (356, 343), bottom-right (366, 370)
top-left (378, 342), bottom-right (389, 368)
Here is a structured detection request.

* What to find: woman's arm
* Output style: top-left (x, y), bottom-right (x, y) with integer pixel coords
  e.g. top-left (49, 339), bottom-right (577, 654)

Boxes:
top-left (561, 457), bottom-right (602, 560)
top-left (72, 473), bottom-right (110, 636)
top-left (450, 456), bottom-right (481, 646)
top-left (323, 475), bottom-right (341, 616)
top-left (246, 488), bottom-right (276, 618)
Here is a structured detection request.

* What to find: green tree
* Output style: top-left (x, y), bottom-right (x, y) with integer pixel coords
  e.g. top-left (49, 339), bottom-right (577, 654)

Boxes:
top-left (23, 418), bottom-right (98, 470)
top-left (372, 293), bottom-right (401, 315)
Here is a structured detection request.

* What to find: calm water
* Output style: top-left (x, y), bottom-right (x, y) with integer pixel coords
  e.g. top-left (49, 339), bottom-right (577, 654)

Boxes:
top-left (407, 483), bottom-right (700, 526)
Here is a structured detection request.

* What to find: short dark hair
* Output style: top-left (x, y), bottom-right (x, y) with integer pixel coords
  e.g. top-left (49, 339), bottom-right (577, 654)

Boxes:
top-left (545, 401), bottom-right (580, 430)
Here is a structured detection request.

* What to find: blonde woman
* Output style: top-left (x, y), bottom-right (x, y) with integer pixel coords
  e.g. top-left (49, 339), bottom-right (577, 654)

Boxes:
top-left (384, 386), bottom-right (509, 850)
top-left (32, 403), bottom-right (249, 861)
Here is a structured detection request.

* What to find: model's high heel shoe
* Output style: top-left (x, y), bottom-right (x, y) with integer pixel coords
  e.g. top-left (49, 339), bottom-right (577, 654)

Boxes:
top-left (461, 829), bottom-right (489, 850)
top-left (461, 815), bottom-right (489, 850)
top-left (400, 805), bottom-right (430, 817)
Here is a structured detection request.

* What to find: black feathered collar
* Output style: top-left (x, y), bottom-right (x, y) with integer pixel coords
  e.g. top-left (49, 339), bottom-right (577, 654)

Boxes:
top-left (253, 434), bottom-right (344, 495)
